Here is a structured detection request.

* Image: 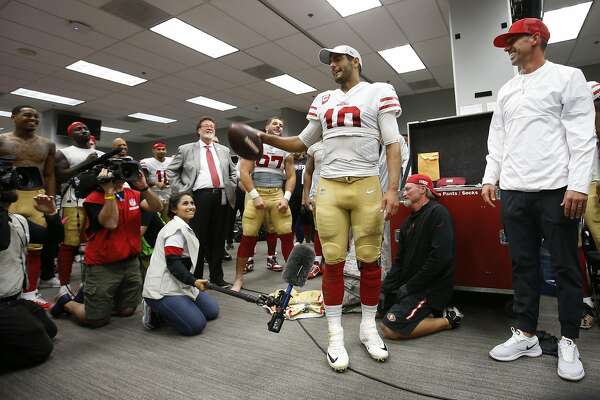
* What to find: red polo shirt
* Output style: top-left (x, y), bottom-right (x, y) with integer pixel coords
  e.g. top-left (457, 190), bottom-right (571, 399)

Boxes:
top-left (84, 188), bottom-right (141, 265)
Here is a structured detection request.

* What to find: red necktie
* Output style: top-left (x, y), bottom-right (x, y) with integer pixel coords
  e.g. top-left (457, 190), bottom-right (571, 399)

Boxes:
top-left (205, 145), bottom-right (221, 188)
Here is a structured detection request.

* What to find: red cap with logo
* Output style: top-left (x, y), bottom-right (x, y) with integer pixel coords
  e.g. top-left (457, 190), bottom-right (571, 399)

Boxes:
top-left (406, 174), bottom-right (441, 198)
top-left (493, 18), bottom-right (550, 48)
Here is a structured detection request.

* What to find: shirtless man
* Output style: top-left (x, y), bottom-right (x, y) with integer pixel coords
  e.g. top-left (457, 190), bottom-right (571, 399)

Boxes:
top-left (0, 105), bottom-right (56, 308)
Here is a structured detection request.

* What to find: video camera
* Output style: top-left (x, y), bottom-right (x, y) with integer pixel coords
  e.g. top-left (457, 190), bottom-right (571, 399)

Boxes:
top-left (0, 156), bottom-right (43, 193)
top-left (70, 150), bottom-right (142, 198)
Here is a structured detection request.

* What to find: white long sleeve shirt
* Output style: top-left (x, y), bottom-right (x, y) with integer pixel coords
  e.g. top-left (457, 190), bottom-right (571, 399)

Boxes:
top-left (482, 61), bottom-right (595, 194)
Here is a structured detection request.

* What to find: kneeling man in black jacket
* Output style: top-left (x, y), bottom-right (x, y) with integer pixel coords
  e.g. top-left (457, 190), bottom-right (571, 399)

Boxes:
top-left (380, 174), bottom-right (462, 340)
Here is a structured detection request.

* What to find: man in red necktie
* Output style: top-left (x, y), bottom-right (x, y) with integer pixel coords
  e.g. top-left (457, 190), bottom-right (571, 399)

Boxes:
top-left (167, 116), bottom-right (237, 287)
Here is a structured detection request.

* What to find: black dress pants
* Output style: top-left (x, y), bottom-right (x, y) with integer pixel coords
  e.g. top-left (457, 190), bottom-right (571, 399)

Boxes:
top-left (501, 187), bottom-right (582, 339)
top-left (191, 188), bottom-right (228, 283)
top-left (0, 298), bottom-right (57, 371)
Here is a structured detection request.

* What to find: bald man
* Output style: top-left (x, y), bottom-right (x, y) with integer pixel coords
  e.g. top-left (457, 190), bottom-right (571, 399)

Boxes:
top-left (112, 137), bottom-right (128, 158)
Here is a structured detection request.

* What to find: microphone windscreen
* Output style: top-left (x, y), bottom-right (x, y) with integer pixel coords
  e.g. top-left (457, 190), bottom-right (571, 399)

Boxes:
top-left (282, 244), bottom-right (314, 287)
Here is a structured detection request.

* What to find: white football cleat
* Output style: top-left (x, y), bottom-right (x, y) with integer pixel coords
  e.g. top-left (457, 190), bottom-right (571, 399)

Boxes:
top-left (359, 325), bottom-right (389, 362)
top-left (327, 329), bottom-right (349, 372)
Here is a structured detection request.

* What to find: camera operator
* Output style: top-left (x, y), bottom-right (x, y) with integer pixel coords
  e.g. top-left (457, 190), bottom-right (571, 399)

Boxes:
top-left (50, 164), bottom-right (162, 327)
top-left (0, 157), bottom-right (60, 370)
top-left (55, 122), bottom-right (104, 295)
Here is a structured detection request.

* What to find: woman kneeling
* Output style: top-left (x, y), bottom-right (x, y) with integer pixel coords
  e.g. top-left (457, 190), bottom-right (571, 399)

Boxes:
top-left (142, 192), bottom-right (219, 335)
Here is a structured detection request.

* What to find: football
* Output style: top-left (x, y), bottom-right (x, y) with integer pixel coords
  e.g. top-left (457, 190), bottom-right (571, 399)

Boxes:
top-left (227, 123), bottom-right (264, 160)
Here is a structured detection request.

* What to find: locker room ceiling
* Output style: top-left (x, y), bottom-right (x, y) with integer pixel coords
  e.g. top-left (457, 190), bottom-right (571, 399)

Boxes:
top-left (0, 0), bottom-right (598, 144)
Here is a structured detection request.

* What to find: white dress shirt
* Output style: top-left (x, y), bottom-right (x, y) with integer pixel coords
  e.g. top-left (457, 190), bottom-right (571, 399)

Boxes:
top-left (192, 141), bottom-right (224, 190)
top-left (483, 61), bottom-right (596, 194)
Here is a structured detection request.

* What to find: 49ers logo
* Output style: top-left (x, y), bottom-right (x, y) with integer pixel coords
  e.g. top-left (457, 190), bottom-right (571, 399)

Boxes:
top-left (324, 106), bottom-right (361, 129)
top-left (322, 94), bottom-right (330, 104)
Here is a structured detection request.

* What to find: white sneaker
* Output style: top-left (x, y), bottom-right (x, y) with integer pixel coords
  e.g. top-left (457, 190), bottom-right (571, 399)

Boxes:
top-left (557, 337), bottom-right (585, 381)
top-left (39, 276), bottom-right (60, 288)
top-left (327, 329), bottom-right (349, 372)
top-left (21, 290), bottom-right (50, 310)
top-left (489, 327), bottom-right (542, 361)
top-left (359, 325), bottom-right (389, 362)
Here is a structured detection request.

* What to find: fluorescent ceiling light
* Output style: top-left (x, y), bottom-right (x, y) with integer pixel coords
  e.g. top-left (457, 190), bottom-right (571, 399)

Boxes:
top-left (186, 95), bottom-right (237, 111)
top-left (150, 18), bottom-right (238, 58)
top-left (326, 0), bottom-right (381, 17)
top-left (265, 74), bottom-right (316, 95)
top-left (11, 88), bottom-right (84, 106)
top-left (128, 113), bottom-right (176, 124)
top-left (66, 60), bottom-right (147, 86)
top-left (543, 2), bottom-right (592, 44)
top-left (378, 45), bottom-right (426, 74)
top-left (0, 110), bottom-right (11, 117)
top-left (101, 126), bottom-right (130, 134)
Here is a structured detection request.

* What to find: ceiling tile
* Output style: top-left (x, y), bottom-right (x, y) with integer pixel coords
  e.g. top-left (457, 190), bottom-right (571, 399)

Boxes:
top-left (0, 64), bottom-right (46, 85)
top-left (126, 30), bottom-right (211, 67)
top-left (194, 61), bottom-right (259, 85)
top-left (275, 34), bottom-right (323, 67)
top-left (0, 37), bottom-right (79, 68)
top-left (0, 51), bottom-right (62, 75)
top-left (345, 6), bottom-right (408, 51)
top-left (211, 0), bottom-right (297, 40)
top-left (178, 4), bottom-right (268, 50)
top-left (266, 0), bottom-right (341, 30)
top-left (0, 18), bottom-right (96, 59)
top-left (412, 36), bottom-right (451, 68)
top-left (152, 75), bottom-right (213, 95)
top-left (569, 36), bottom-right (600, 67)
top-left (143, 0), bottom-right (205, 15)
top-left (360, 53), bottom-right (398, 83)
top-left (429, 64), bottom-right (454, 88)
top-left (294, 67), bottom-right (333, 91)
top-left (2, 1), bottom-right (118, 50)
top-left (546, 40), bottom-right (576, 65)
top-left (387, 0), bottom-right (448, 42)
top-left (102, 42), bottom-right (187, 74)
top-left (19, 0), bottom-right (144, 39)
top-left (243, 81), bottom-right (294, 99)
top-left (218, 52), bottom-right (264, 70)
top-left (400, 69), bottom-right (434, 83)
top-left (308, 21), bottom-right (372, 55)
top-left (246, 42), bottom-right (312, 73)
top-left (174, 68), bottom-right (238, 91)
top-left (217, 86), bottom-right (274, 104)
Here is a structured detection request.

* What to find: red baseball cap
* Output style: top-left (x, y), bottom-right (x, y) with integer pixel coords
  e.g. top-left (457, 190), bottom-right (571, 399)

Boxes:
top-left (493, 18), bottom-right (550, 48)
top-left (67, 121), bottom-right (86, 137)
top-left (406, 174), bottom-right (441, 198)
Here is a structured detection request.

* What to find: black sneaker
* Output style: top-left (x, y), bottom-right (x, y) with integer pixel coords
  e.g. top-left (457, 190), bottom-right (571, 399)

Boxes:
top-left (443, 306), bottom-right (463, 329)
top-left (212, 280), bottom-right (232, 288)
top-left (50, 292), bottom-right (73, 318)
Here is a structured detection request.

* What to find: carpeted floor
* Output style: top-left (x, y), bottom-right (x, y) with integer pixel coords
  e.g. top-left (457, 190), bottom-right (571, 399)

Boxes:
top-left (1, 241), bottom-right (598, 400)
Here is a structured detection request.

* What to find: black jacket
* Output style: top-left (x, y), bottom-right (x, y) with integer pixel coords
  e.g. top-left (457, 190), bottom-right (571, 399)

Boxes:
top-left (382, 200), bottom-right (455, 308)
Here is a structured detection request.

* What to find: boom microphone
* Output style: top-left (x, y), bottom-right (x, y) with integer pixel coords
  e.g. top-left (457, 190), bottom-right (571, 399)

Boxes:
top-left (268, 244), bottom-right (314, 333)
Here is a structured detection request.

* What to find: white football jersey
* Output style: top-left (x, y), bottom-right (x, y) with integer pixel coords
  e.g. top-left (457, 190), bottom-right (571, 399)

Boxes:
top-left (254, 144), bottom-right (288, 176)
top-left (300, 81), bottom-right (401, 178)
top-left (140, 156), bottom-right (173, 201)
top-left (60, 145), bottom-right (104, 207)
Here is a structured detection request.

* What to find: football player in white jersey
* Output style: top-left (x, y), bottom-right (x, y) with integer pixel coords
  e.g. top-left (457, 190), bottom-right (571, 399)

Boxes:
top-left (257, 45), bottom-right (402, 371)
top-left (140, 141), bottom-right (173, 220)
top-left (303, 141), bottom-right (324, 278)
top-left (231, 117), bottom-right (296, 292)
top-left (55, 122), bottom-right (104, 295)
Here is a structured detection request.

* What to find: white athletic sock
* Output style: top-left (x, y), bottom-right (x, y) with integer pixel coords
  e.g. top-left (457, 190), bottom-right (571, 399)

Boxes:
top-left (325, 304), bottom-right (343, 333)
top-left (314, 255), bottom-right (323, 264)
top-left (360, 304), bottom-right (378, 332)
top-left (583, 297), bottom-right (594, 308)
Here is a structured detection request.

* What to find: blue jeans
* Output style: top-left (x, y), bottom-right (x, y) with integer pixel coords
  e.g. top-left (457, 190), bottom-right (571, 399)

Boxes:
top-left (145, 292), bottom-right (219, 336)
